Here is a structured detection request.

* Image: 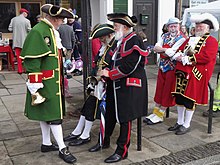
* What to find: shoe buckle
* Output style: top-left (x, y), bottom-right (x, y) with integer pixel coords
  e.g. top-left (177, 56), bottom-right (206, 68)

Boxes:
top-left (64, 150), bottom-right (70, 155)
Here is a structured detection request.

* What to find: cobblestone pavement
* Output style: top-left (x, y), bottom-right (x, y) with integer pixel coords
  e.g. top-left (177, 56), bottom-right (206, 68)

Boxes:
top-left (131, 141), bottom-right (220, 165)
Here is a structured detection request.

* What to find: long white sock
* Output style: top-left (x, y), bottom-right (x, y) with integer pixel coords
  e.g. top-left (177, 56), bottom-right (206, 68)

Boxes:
top-left (40, 121), bottom-right (52, 145)
top-left (183, 110), bottom-right (194, 128)
top-left (80, 120), bottom-right (93, 139)
top-left (177, 106), bottom-right (185, 125)
top-left (72, 115), bottom-right (85, 135)
top-left (50, 124), bottom-right (66, 151)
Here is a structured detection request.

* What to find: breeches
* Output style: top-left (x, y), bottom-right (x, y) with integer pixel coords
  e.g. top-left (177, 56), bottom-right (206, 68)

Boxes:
top-left (154, 69), bottom-right (175, 107)
top-left (81, 95), bottom-right (100, 121)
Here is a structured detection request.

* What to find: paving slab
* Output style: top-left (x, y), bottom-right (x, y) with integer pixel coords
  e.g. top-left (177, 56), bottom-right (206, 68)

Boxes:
top-left (0, 98), bottom-right (3, 106)
top-left (149, 132), bottom-right (205, 153)
top-left (0, 74), bottom-right (5, 81)
top-left (0, 88), bottom-right (10, 96)
top-left (1, 94), bottom-right (26, 113)
top-left (68, 78), bottom-right (84, 88)
top-left (6, 84), bottom-right (26, 95)
top-left (0, 105), bottom-right (11, 121)
top-left (3, 73), bottom-right (24, 80)
top-left (0, 120), bottom-right (21, 140)
top-left (1, 79), bottom-right (26, 86)
top-left (11, 152), bottom-right (63, 165)
top-left (4, 135), bottom-right (42, 156)
top-left (0, 141), bottom-right (13, 165)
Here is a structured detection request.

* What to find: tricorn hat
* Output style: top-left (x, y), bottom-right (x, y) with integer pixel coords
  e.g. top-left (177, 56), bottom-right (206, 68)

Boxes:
top-left (190, 13), bottom-right (219, 32)
top-left (89, 23), bottom-right (114, 39)
top-left (166, 17), bottom-right (181, 26)
top-left (41, 4), bottom-right (74, 18)
top-left (107, 13), bottom-right (137, 27)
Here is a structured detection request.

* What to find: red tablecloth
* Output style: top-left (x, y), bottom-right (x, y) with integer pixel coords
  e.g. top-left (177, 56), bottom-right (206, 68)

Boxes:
top-left (0, 45), bottom-right (15, 70)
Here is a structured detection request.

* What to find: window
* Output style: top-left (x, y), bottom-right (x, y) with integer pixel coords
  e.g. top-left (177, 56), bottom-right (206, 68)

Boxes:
top-left (113, 0), bottom-right (128, 13)
top-left (0, 1), bottom-right (42, 33)
top-left (0, 3), bottom-right (16, 33)
top-left (46, 0), bottom-right (60, 5)
top-left (21, 3), bottom-right (41, 27)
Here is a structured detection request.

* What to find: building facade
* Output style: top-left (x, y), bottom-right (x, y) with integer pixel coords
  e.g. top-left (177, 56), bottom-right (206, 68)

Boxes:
top-left (0, 0), bottom-right (218, 64)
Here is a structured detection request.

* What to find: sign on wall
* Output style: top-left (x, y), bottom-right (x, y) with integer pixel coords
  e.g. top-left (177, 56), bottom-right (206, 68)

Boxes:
top-left (190, 0), bottom-right (209, 8)
top-left (113, 0), bottom-right (128, 13)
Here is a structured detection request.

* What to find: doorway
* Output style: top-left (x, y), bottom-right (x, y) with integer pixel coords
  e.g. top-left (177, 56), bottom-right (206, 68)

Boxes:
top-left (133, 0), bottom-right (158, 64)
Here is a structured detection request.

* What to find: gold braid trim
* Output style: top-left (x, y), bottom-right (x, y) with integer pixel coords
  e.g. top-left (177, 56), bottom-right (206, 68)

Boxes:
top-left (192, 66), bottom-right (203, 80)
top-left (153, 107), bottom-right (165, 118)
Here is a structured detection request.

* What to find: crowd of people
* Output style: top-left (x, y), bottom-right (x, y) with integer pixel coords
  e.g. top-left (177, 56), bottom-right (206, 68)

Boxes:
top-left (8, 3), bottom-right (220, 164)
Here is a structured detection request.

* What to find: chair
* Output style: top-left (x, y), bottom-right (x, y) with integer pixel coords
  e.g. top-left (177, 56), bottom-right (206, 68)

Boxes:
top-left (0, 45), bottom-right (15, 71)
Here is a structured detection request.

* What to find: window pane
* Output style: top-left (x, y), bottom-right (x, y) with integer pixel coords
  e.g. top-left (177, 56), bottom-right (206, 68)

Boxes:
top-left (0, 3), bottom-right (16, 33)
top-left (21, 3), bottom-right (41, 27)
top-left (114, 0), bottom-right (128, 13)
top-left (46, 0), bottom-right (60, 5)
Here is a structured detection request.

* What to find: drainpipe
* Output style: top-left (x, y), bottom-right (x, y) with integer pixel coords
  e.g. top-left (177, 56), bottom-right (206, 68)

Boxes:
top-left (81, 0), bottom-right (92, 100)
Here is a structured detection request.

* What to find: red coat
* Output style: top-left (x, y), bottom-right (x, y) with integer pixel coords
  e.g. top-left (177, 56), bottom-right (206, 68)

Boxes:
top-left (173, 34), bottom-right (218, 105)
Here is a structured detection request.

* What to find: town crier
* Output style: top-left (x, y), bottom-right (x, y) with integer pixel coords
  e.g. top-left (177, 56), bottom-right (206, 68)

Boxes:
top-left (20, 4), bottom-right (77, 164)
top-left (169, 13), bottom-right (219, 135)
top-left (99, 13), bottom-right (148, 163)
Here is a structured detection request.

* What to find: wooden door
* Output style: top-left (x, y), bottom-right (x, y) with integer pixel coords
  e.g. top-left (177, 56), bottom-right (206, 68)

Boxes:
top-left (133, 0), bottom-right (158, 64)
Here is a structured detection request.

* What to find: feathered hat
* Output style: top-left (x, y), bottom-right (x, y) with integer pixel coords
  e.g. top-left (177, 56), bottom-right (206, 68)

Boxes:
top-left (41, 4), bottom-right (74, 18)
top-left (89, 23), bottom-right (114, 39)
top-left (190, 13), bottom-right (219, 32)
top-left (107, 13), bottom-right (138, 27)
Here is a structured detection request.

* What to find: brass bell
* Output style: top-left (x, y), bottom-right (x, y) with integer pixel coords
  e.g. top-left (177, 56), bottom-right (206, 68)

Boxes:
top-left (184, 46), bottom-right (195, 56)
top-left (31, 92), bottom-right (46, 106)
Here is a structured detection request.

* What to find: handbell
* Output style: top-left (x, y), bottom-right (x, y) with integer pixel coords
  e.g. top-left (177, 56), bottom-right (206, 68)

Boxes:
top-left (184, 46), bottom-right (195, 56)
top-left (31, 92), bottom-right (46, 106)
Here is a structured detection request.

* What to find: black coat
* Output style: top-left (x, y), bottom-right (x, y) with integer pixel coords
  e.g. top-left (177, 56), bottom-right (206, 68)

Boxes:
top-left (108, 32), bottom-right (148, 123)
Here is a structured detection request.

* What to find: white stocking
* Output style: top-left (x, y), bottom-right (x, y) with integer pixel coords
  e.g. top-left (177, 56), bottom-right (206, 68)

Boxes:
top-left (183, 110), bottom-right (194, 128)
top-left (80, 120), bottom-right (93, 139)
top-left (177, 106), bottom-right (185, 125)
top-left (50, 124), bottom-right (66, 151)
top-left (40, 121), bottom-right (52, 145)
top-left (72, 115), bottom-right (85, 135)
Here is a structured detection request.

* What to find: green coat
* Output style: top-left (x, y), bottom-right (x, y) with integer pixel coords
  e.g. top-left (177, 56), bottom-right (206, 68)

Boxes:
top-left (20, 20), bottom-right (65, 121)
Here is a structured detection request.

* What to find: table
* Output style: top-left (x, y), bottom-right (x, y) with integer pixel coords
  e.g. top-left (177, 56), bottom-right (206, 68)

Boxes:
top-left (0, 45), bottom-right (15, 70)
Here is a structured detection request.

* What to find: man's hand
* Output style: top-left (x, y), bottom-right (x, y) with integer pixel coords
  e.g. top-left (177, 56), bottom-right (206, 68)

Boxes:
top-left (181, 56), bottom-right (191, 66)
top-left (165, 48), bottom-right (175, 57)
top-left (171, 52), bottom-right (183, 61)
top-left (100, 69), bottom-right (109, 77)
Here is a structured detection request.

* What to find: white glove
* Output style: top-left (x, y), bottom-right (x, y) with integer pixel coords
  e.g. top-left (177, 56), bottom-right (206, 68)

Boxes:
top-left (26, 81), bottom-right (44, 94)
top-left (171, 52), bottom-right (183, 61)
top-left (165, 48), bottom-right (175, 57)
top-left (94, 81), bottom-right (105, 100)
top-left (181, 56), bottom-right (191, 66)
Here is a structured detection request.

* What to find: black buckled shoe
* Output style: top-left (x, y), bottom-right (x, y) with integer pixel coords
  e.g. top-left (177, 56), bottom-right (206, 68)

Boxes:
top-left (41, 143), bottom-right (59, 152)
top-left (88, 143), bottom-right (110, 152)
top-left (59, 147), bottom-right (77, 164)
top-left (68, 137), bottom-right (91, 146)
top-left (104, 153), bottom-right (127, 163)
top-left (175, 125), bottom-right (190, 135)
top-left (168, 123), bottom-right (182, 131)
top-left (203, 110), bottom-right (220, 117)
top-left (63, 133), bottom-right (80, 142)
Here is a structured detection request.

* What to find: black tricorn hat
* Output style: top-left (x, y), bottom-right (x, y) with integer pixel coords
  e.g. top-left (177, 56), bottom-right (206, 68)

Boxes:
top-left (41, 4), bottom-right (74, 18)
top-left (107, 13), bottom-right (137, 27)
top-left (89, 23), bottom-right (114, 39)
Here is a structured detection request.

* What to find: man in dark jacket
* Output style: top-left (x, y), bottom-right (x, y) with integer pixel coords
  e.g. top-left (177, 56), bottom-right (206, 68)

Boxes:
top-left (58, 18), bottom-right (76, 60)
top-left (99, 13), bottom-right (148, 163)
